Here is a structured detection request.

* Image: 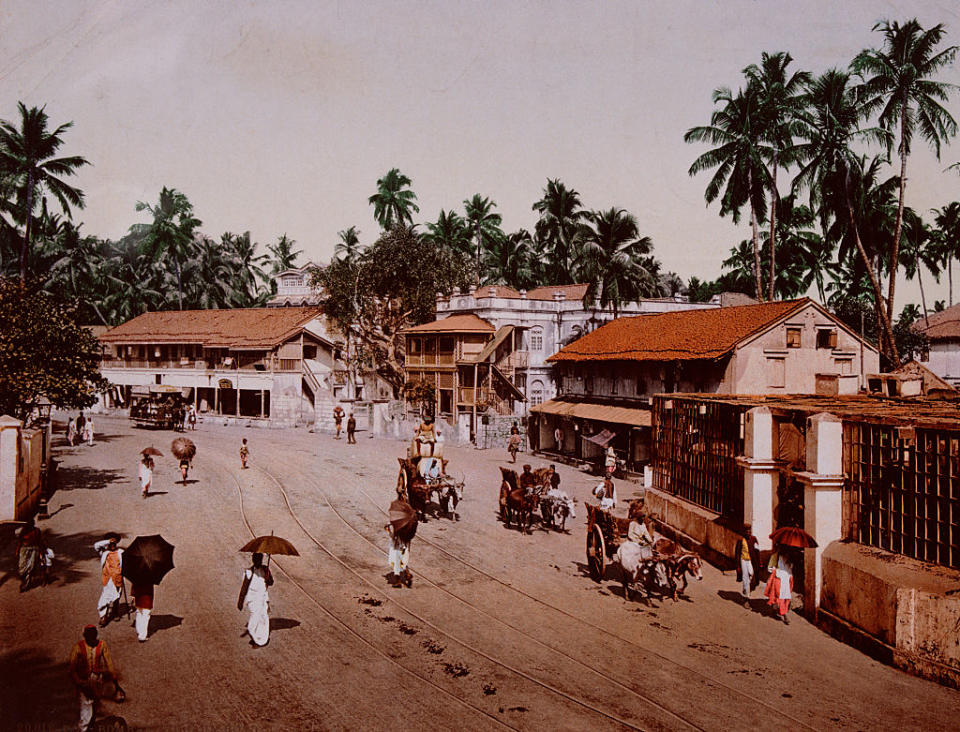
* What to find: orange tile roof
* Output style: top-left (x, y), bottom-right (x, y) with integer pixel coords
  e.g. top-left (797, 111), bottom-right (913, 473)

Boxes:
top-left (99, 307), bottom-right (321, 349)
top-left (548, 299), bottom-right (809, 362)
top-left (525, 284), bottom-right (590, 301)
top-left (403, 314), bottom-right (495, 334)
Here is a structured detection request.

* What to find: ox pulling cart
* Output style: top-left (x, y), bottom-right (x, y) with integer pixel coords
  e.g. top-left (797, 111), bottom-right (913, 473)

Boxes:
top-left (396, 438), bottom-right (464, 521)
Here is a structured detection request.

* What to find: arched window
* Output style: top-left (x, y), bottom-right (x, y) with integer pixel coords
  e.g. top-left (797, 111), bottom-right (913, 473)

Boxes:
top-left (530, 327), bottom-right (544, 351)
top-left (530, 380), bottom-right (544, 406)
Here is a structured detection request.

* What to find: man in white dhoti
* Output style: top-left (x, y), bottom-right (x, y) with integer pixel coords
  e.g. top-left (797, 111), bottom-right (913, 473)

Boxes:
top-left (764, 547), bottom-right (794, 624)
top-left (94, 535), bottom-right (123, 627)
top-left (386, 524), bottom-right (411, 587)
top-left (83, 415), bottom-right (95, 446)
top-left (238, 553), bottom-right (273, 647)
top-left (138, 455), bottom-right (153, 498)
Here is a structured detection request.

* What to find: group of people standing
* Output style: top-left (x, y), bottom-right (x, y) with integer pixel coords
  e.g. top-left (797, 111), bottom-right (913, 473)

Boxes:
top-left (66, 413), bottom-right (95, 447)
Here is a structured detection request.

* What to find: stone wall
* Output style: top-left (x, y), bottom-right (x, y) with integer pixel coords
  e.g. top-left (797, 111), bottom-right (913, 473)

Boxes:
top-left (476, 414), bottom-right (524, 450)
top-left (0, 416), bottom-right (44, 521)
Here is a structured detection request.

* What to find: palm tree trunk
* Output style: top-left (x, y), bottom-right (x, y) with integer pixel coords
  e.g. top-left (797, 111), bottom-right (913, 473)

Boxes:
top-left (748, 169), bottom-right (763, 301)
top-left (768, 155), bottom-right (778, 301)
top-left (951, 258), bottom-right (954, 308)
top-left (19, 172), bottom-right (35, 284)
top-left (886, 107), bottom-right (909, 329)
top-left (845, 179), bottom-right (899, 365)
top-left (176, 259), bottom-right (183, 310)
top-left (917, 253), bottom-right (929, 328)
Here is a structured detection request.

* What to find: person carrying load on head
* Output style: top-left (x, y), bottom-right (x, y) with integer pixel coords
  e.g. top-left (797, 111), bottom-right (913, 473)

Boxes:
top-left (414, 414), bottom-right (438, 457)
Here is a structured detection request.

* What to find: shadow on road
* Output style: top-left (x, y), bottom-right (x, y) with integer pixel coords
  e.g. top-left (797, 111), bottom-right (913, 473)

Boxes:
top-left (148, 614), bottom-right (183, 637)
top-left (717, 589), bottom-right (777, 618)
top-left (0, 646), bottom-right (77, 729)
top-left (55, 466), bottom-right (126, 493)
top-left (270, 617), bottom-right (301, 632)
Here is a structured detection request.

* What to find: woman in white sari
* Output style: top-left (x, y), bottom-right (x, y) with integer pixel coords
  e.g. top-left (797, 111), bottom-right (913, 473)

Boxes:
top-left (238, 553), bottom-right (273, 646)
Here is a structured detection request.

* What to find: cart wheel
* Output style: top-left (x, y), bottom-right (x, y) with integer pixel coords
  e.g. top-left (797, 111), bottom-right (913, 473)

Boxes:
top-left (587, 525), bottom-right (606, 582)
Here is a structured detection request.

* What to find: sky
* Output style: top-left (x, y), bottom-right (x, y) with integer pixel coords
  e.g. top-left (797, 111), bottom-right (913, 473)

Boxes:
top-left (2, 0), bottom-right (960, 304)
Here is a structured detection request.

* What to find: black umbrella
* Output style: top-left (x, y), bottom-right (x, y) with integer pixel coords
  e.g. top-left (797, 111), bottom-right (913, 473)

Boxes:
top-left (389, 500), bottom-right (418, 543)
top-left (121, 534), bottom-right (175, 585)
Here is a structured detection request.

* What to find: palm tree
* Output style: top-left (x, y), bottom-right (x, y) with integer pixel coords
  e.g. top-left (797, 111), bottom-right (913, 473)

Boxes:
top-left (900, 209), bottom-right (939, 326)
top-left (774, 195), bottom-right (834, 303)
top-left (132, 188), bottom-right (200, 310)
top-left (482, 228), bottom-right (537, 290)
top-left (744, 52), bottom-right (811, 300)
top-left (685, 86), bottom-right (770, 300)
top-left (47, 222), bottom-right (113, 325)
top-left (333, 226), bottom-right (363, 265)
top-left (368, 168), bottom-right (419, 231)
top-left (268, 233), bottom-right (302, 274)
top-left (463, 194), bottom-right (503, 284)
top-left (531, 178), bottom-right (585, 285)
top-left (791, 69), bottom-right (898, 362)
top-left (573, 208), bottom-right (658, 316)
top-left (222, 231), bottom-right (270, 307)
top-left (853, 19), bottom-right (959, 332)
top-left (424, 210), bottom-right (472, 258)
top-left (932, 202), bottom-right (960, 307)
top-left (0, 102), bottom-right (89, 282)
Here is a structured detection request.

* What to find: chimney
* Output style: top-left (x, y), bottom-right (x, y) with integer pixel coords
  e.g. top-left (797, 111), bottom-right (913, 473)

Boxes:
top-left (519, 289), bottom-right (527, 299)
top-left (469, 285), bottom-right (477, 296)
top-left (452, 287), bottom-right (461, 296)
top-left (488, 287), bottom-right (497, 297)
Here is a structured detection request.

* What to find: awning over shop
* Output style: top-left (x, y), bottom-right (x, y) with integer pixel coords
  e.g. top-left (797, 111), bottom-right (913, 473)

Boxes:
top-left (584, 428), bottom-right (617, 447)
top-left (530, 399), bottom-right (652, 428)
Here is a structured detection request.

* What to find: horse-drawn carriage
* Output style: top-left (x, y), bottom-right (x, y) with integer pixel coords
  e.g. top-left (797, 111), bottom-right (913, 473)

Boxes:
top-left (396, 440), bottom-right (464, 521)
top-left (586, 503), bottom-right (703, 601)
top-left (498, 466), bottom-right (576, 533)
top-left (130, 385), bottom-right (186, 430)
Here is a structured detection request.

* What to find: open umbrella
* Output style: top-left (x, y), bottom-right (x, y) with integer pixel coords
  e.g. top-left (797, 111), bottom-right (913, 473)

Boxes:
top-left (171, 437), bottom-right (196, 461)
top-left (121, 534), bottom-right (175, 585)
top-left (389, 499), bottom-right (418, 543)
top-left (240, 534), bottom-right (299, 556)
top-left (141, 447), bottom-right (163, 458)
top-left (770, 526), bottom-right (818, 549)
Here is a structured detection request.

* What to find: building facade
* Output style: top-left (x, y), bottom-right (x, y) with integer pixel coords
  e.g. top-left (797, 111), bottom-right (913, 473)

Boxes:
top-left (531, 299), bottom-right (880, 470)
top-left (266, 262), bottom-right (323, 307)
top-left (98, 307), bottom-right (342, 426)
top-left (434, 284), bottom-right (718, 410)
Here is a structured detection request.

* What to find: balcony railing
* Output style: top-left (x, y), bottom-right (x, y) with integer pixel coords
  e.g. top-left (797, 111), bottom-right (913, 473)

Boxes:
top-left (405, 352), bottom-right (456, 367)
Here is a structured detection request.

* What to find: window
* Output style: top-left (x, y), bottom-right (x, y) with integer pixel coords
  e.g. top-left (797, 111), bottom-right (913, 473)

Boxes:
top-left (611, 376), bottom-right (618, 395)
top-left (530, 327), bottom-right (544, 351)
top-left (409, 338), bottom-right (421, 355)
top-left (281, 275), bottom-right (302, 287)
top-left (531, 380), bottom-right (544, 406)
top-left (767, 357), bottom-right (785, 387)
top-left (786, 327), bottom-right (802, 348)
top-left (836, 358), bottom-right (853, 375)
top-left (817, 329), bottom-right (838, 349)
top-left (636, 377), bottom-right (646, 396)
top-left (585, 375), bottom-right (594, 393)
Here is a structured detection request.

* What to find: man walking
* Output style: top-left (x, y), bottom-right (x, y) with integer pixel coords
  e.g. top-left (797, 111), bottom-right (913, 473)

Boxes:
top-left (385, 523), bottom-right (412, 588)
top-left (132, 581), bottom-right (154, 642)
top-left (238, 553), bottom-right (273, 647)
top-left (94, 534), bottom-right (123, 627)
top-left (15, 517), bottom-right (45, 592)
top-left (346, 412), bottom-right (357, 444)
top-left (736, 524), bottom-right (761, 606)
top-left (333, 405), bottom-right (344, 439)
top-left (83, 415), bottom-right (95, 446)
top-left (69, 624), bottom-right (121, 731)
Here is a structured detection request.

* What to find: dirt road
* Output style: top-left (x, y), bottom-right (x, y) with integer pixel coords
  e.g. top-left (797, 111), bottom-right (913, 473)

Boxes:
top-left (2, 415), bottom-right (957, 730)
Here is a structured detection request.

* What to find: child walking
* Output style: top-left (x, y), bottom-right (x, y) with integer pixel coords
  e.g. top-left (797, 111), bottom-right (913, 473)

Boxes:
top-left (240, 438), bottom-right (249, 469)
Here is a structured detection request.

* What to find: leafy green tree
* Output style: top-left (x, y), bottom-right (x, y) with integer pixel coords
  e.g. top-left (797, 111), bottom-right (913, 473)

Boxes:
top-left (573, 208), bottom-right (659, 316)
top-left (482, 228), bottom-right (537, 290)
top-left (744, 52), bottom-right (810, 299)
top-left (0, 103), bottom-right (89, 283)
top-left (368, 168), bottom-right (419, 231)
top-left (0, 278), bottom-right (106, 420)
top-left (316, 226), bottom-right (471, 394)
top-left (463, 194), bottom-right (503, 284)
top-left (132, 187), bottom-right (201, 310)
top-left (222, 231), bottom-right (270, 307)
top-left (47, 222), bottom-right (112, 325)
top-left (853, 19), bottom-right (958, 330)
top-left (791, 69), bottom-right (897, 362)
top-left (931, 202), bottom-right (960, 307)
top-left (531, 178), bottom-right (584, 285)
top-left (685, 86), bottom-right (769, 300)
top-left (892, 303), bottom-right (929, 362)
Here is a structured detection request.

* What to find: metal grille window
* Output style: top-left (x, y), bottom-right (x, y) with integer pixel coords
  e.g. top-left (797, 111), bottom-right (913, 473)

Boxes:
top-left (845, 422), bottom-right (960, 570)
top-left (530, 327), bottom-right (543, 351)
top-left (530, 380), bottom-right (543, 406)
top-left (652, 398), bottom-right (746, 518)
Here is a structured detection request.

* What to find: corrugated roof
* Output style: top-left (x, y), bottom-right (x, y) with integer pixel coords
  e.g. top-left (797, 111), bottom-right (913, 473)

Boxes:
top-left (403, 314), bottom-right (494, 334)
top-left (530, 398), bottom-right (652, 427)
top-left (99, 307), bottom-right (321, 349)
top-left (548, 299), bottom-right (810, 363)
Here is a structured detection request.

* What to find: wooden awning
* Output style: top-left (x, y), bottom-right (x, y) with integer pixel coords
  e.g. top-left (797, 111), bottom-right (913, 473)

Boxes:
top-left (530, 399), bottom-right (652, 427)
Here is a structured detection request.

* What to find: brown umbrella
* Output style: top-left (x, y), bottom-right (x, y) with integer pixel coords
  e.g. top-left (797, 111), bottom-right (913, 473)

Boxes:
top-left (171, 437), bottom-right (196, 461)
top-left (770, 526), bottom-right (818, 549)
top-left (141, 447), bottom-right (163, 458)
top-left (389, 499), bottom-right (418, 543)
top-left (240, 534), bottom-right (299, 556)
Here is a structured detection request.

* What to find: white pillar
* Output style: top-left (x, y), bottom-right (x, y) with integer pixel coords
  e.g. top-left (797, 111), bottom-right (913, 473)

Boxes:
top-left (0, 415), bottom-right (23, 520)
top-left (736, 407), bottom-right (781, 551)
top-left (795, 412), bottom-right (844, 619)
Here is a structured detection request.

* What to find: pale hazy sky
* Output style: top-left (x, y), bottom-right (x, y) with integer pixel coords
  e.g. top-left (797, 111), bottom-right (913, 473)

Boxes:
top-left (3, 0), bottom-right (959, 302)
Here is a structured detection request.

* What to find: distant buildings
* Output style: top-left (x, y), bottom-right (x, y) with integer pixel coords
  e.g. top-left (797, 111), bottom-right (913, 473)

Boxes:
top-left (98, 307), bottom-right (342, 426)
top-left (266, 262), bottom-right (323, 308)
top-left (913, 304), bottom-right (960, 387)
top-left (531, 298), bottom-right (880, 469)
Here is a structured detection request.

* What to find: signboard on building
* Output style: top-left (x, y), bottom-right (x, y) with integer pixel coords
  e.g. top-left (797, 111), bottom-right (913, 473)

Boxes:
top-left (218, 379), bottom-right (233, 389)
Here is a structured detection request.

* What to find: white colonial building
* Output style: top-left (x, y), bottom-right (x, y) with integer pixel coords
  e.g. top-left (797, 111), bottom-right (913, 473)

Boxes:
top-left (267, 262), bottom-right (323, 308)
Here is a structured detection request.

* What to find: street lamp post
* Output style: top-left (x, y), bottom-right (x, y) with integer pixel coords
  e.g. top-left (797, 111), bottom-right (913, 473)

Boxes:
top-left (34, 398), bottom-right (53, 519)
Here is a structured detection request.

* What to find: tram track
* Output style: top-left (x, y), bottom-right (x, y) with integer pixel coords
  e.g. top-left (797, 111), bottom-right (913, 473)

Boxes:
top-left (261, 448), bottom-right (816, 732)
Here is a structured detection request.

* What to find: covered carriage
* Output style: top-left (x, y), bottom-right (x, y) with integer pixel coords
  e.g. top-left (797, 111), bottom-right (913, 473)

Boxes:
top-left (396, 438), bottom-right (463, 520)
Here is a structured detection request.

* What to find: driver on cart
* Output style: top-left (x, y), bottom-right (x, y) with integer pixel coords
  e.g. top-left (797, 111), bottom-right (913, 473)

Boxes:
top-left (519, 464), bottom-right (537, 496)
